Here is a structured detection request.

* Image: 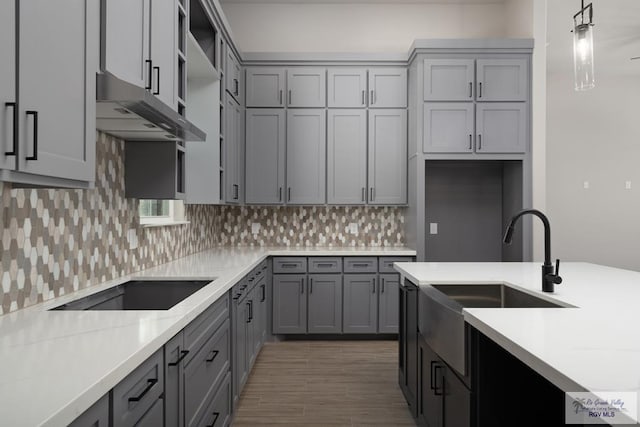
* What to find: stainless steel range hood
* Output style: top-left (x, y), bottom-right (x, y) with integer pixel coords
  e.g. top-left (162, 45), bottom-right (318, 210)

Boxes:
top-left (96, 72), bottom-right (206, 142)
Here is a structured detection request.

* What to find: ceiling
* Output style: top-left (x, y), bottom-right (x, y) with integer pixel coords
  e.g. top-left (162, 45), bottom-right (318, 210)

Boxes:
top-left (220, 0), bottom-right (505, 4)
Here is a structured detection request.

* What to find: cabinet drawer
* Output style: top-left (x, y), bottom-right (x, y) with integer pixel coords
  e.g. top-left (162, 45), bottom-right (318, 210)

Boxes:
top-left (379, 257), bottom-right (413, 273)
top-left (343, 257), bottom-right (377, 273)
top-left (273, 257), bottom-right (307, 273)
top-left (308, 257), bottom-right (342, 273)
top-left (194, 373), bottom-right (232, 427)
top-left (185, 319), bottom-right (231, 427)
top-left (112, 349), bottom-right (164, 427)
top-left (184, 294), bottom-right (229, 365)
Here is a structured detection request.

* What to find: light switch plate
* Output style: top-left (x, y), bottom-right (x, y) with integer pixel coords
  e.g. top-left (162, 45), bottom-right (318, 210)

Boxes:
top-left (430, 223), bottom-right (438, 235)
top-left (251, 223), bottom-right (260, 234)
top-left (348, 223), bottom-right (358, 234)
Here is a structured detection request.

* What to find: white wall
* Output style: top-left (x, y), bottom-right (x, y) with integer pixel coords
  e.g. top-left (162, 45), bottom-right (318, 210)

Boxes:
top-left (546, 0), bottom-right (640, 270)
top-left (220, 2), bottom-right (508, 52)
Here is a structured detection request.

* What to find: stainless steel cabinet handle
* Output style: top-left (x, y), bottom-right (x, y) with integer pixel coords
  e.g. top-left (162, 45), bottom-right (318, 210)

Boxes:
top-left (479, 82), bottom-right (483, 98)
top-left (279, 186), bottom-right (282, 201)
top-left (5, 102), bottom-right (16, 156)
top-left (279, 90), bottom-right (283, 105)
top-left (468, 134), bottom-right (472, 150)
top-left (362, 90), bottom-right (365, 105)
top-left (478, 134), bottom-right (482, 150)
top-left (153, 66), bottom-right (160, 95)
top-left (370, 90), bottom-right (374, 105)
top-left (372, 278), bottom-right (376, 294)
top-left (300, 278), bottom-right (304, 294)
top-left (288, 90), bottom-right (292, 105)
top-left (361, 187), bottom-right (365, 202)
top-left (25, 111), bottom-right (38, 161)
top-left (370, 188), bottom-right (374, 201)
top-left (309, 278), bottom-right (313, 294)
top-left (381, 278), bottom-right (385, 293)
top-left (469, 82), bottom-right (473, 98)
top-left (288, 187), bottom-right (291, 202)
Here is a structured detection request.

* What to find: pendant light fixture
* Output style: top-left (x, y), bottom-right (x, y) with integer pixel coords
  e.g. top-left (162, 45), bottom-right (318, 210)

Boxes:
top-left (573, 0), bottom-right (595, 91)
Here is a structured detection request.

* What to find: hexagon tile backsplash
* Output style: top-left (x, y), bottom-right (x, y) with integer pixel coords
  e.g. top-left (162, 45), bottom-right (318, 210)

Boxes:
top-left (0, 132), bottom-right (405, 315)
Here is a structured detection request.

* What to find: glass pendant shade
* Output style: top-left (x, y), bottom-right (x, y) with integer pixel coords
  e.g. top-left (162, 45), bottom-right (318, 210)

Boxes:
top-left (573, 22), bottom-right (595, 91)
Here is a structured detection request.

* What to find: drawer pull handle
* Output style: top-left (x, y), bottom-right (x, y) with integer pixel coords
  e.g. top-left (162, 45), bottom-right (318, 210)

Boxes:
top-left (206, 350), bottom-right (219, 363)
top-left (128, 378), bottom-right (158, 403)
top-left (168, 350), bottom-right (189, 366)
top-left (281, 263), bottom-right (298, 268)
top-left (352, 263), bottom-right (369, 267)
top-left (381, 278), bottom-right (385, 293)
top-left (206, 412), bottom-right (220, 427)
top-left (316, 263), bottom-right (334, 267)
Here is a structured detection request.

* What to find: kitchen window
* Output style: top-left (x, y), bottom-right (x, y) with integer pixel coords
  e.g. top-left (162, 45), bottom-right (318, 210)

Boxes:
top-left (139, 200), bottom-right (189, 227)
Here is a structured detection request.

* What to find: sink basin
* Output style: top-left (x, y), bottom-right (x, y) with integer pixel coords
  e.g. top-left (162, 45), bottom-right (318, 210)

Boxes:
top-left (51, 280), bottom-right (213, 311)
top-left (431, 284), bottom-right (565, 309)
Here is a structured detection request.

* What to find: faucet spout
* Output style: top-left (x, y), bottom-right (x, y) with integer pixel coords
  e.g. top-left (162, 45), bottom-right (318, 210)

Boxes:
top-left (503, 209), bottom-right (562, 292)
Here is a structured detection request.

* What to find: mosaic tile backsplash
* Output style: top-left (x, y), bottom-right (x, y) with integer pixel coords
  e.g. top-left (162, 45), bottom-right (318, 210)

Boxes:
top-left (0, 132), bottom-right (405, 315)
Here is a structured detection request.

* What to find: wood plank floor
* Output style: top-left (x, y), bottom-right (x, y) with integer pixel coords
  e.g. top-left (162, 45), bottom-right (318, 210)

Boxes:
top-left (233, 340), bottom-right (415, 426)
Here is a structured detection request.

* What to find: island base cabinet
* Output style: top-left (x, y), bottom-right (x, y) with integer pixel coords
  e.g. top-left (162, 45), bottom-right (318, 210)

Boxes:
top-left (69, 394), bottom-right (109, 427)
top-left (194, 373), bottom-right (232, 427)
top-left (399, 281), bottom-right (418, 418)
top-left (135, 397), bottom-right (164, 427)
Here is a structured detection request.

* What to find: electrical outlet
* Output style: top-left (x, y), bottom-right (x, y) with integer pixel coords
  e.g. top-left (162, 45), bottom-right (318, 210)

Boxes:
top-left (251, 223), bottom-right (260, 234)
top-left (583, 181), bottom-right (590, 189)
top-left (430, 223), bottom-right (438, 235)
top-left (625, 181), bottom-right (632, 190)
top-left (348, 223), bottom-right (358, 234)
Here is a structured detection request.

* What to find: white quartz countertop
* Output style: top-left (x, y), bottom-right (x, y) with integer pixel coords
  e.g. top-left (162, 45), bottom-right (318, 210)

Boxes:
top-left (0, 246), bottom-right (414, 427)
top-left (394, 262), bottom-right (640, 425)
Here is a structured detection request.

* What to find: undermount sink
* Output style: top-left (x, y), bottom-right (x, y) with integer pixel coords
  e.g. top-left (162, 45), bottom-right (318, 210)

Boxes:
top-left (431, 283), bottom-right (566, 309)
top-left (419, 283), bottom-right (568, 376)
top-left (51, 280), bottom-right (214, 311)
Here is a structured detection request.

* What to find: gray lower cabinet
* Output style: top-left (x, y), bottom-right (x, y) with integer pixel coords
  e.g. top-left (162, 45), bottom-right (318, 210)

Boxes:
top-left (69, 393), bottom-right (109, 427)
top-left (233, 293), bottom-right (249, 403)
top-left (378, 274), bottom-right (400, 334)
top-left (112, 349), bottom-right (164, 427)
top-left (195, 373), bottom-right (232, 427)
top-left (135, 398), bottom-right (165, 427)
top-left (327, 109), bottom-right (367, 205)
top-left (368, 109), bottom-right (407, 205)
top-left (165, 331), bottom-right (186, 427)
top-left (245, 109), bottom-right (286, 204)
top-left (286, 109), bottom-right (326, 204)
top-left (272, 274), bottom-right (307, 334)
top-left (343, 274), bottom-right (378, 334)
top-left (308, 274), bottom-right (342, 333)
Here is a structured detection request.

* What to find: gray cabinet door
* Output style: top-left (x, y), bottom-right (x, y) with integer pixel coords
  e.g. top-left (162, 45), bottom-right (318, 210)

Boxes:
top-left (308, 274), bottom-right (342, 334)
top-left (476, 59), bottom-right (528, 101)
top-left (423, 103), bottom-right (475, 154)
top-left (135, 397), bottom-right (164, 427)
top-left (272, 274), bottom-right (307, 334)
top-left (368, 109), bottom-right (407, 205)
top-left (245, 109), bottom-right (286, 204)
top-left (101, 0), bottom-right (150, 89)
top-left (423, 59), bottom-right (475, 101)
top-left (17, 0), bottom-right (97, 183)
top-left (0, 0), bottom-right (16, 172)
top-left (327, 68), bottom-right (367, 108)
top-left (287, 68), bottom-right (326, 107)
top-left (343, 274), bottom-right (377, 333)
top-left (286, 109), bottom-right (326, 204)
top-left (378, 274), bottom-right (399, 334)
top-left (150, 0), bottom-right (177, 110)
top-left (476, 103), bottom-right (526, 153)
top-left (246, 68), bottom-right (285, 107)
top-left (327, 110), bottom-right (367, 205)
top-left (224, 95), bottom-right (242, 203)
top-left (368, 68), bottom-right (407, 108)
top-left (164, 332), bottom-right (185, 427)
top-left (69, 394), bottom-right (109, 427)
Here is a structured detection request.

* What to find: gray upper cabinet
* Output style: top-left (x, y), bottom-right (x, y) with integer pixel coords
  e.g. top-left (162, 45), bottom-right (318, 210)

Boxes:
top-left (150, 0), bottom-right (177, 110)
top-left (286, 109), bottom-right (326, 204)
top-left (272, 274), bottom-right (307, 334)
top-left (423, 59), bottom-right (475, 101)
top-left (476, 103), bottom-right (527, 154)
top-left (245, 109), bottom-right (285, 204)
top-left (378, 274), bottom-right (400, 334)
top-left (368, 68), bottom-right (407, 108)
top-left (224, 95), bottom-right (243, 203)
top-left (226, 48), bottom-right (242, 103)
top-left (476, 59), bottom-right (528, 101)
top-left (327, 110), bottom-right (367, 205)
top-left (287, 68), bottom-right (326, 108)
top-left (423, 103), bottom-right (475, 153)
top-left (0, 0), bottom-right (16, 173)
top-left (343, 274), bottom-right (378, 334)
top-left (10, 0), bottom-right (97, 186)
top-left (368, 109), bottom-right (407, 205)
top-left (327, 68), bottom-right (367, 108)
top-left (246, 68), bottom-right (286, 107)
top-left (101, 0), bottom-right (149, 89)
top-left (308, 274), bottom-right (342, 334)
